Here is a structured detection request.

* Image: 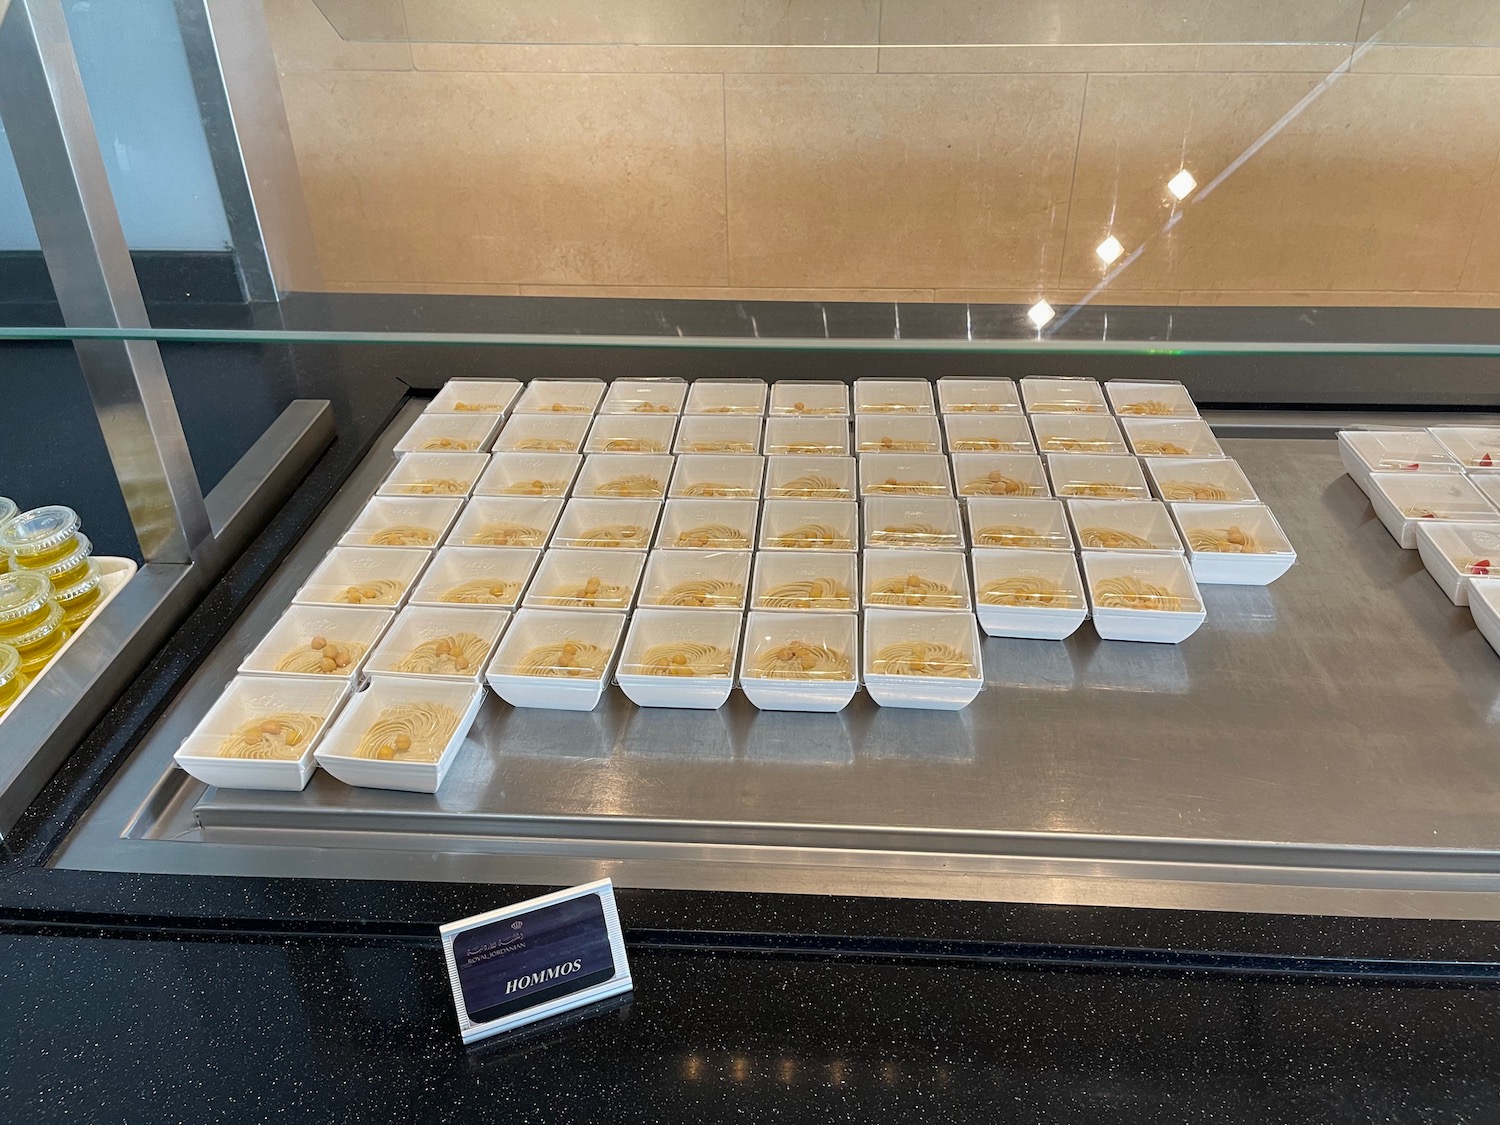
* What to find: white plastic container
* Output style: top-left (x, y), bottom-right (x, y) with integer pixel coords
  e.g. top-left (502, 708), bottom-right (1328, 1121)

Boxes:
top-left (942, 415), bottom-right (1034, 453)
top-left (853, 379), bottom-right (935, 414)
top-left (1466, 578), bottom-right (1500, 658)
top-left (1046, 453), bottom-right (1151, 500)
top-left (655, 498), bottom-right (759, 551)
top-left (523, 547), bottom-right (646, 611)
top-left (551, 497), bottom-right (661, 550)
top-left (858, 452), bottom-right (954, 496)
top-left (293, 547), bottom-right (430, 609)
top-left (763, 416), bottom-right (850, 456)
top-left (1143, 457), bottom-right (1259, 504)
top-left (863, 609), bottom-right (983, 710)
top-left (426, 379), bottom-right (522, 416)
top-left (769, 380), bottom-right (850, 417)
top-left (339, 496), bottom-right (463, 550)
top-left (1031, 414), bottom-right (1128, 455)
top-left (394, 413), bottom-right (501, 455)
top-left (669, 454), bottom-right (765, 500)
top-left (1365, 472), bottom-right (1500, 549)
top-left (673, 414), bottom-right (763, 455)
top-left (174, 675), bottom-right (348, 791)
top-left (599, 378), bottom-right (687, 415)
top-left (1171, 502), bottom-right (1297, 585)
top-left (1470, 474), bottom-right (1500, 511)
top-left (486, 607), bottom-right (628, 710)
top-left (1104, 380), bottom-right (1199, 419)
top-left (445, 496), bottom-right (563, 549)
top-left (750, 550), bottom-right (859, 611)
top-left (474, 452), bottom-right (581, 498)
top-left (862, 548), bottom-right (971, 610)
top-left (683, 378), bottom-right (767, 416)
top-left (1068, 498), bottom-right (1184, 553)
top-left (616, 608), bottom-right (741, 709)
top-left (239, 604), bottom-right (394, 683)
top-left (1122, 418), bottom-right (1225, 459)
top-left (739, 610), bottom-right (859, 712)
top-left (971, 549), bottom-right (1087, 639)
top-left (854, 414), bottom-right (943, 454)
top-left (1082, 552), bottom-right (1206, 643)
top-left (952, 452), bottom-right (1049, 498)
top-left (638, 549), bottom-right (752, 610)
top-left (936, 377), bottom-right (1020, 415)
top-left (1428, 426), bottom-right (1500, 472)
top-left (363, 605), bottom-right (510, 683)
top-left (1020, 376), bottom-right (1107, 415)
top-left (763, 455), bottom-right (856, 500)
top-left (572, 453), bottom-right (674, 499)
top-left (965, 497), bottom-right (1074, 551)
top-left (759, 499), bottom-right (858, 551)
top-left (583, 413), bottom-right (676, 455)
top-left (313, 678), bottom-right (486, 792)
top-left (1413, 521), bottom-right (1500, 605)
top-left (512, 378), bottom-right (605, 416)
top-left (376, 452), bottom-right (488, 498)
top-left (863, 495), bottom-right (965, 550)
top-left (492, 413), bottom-right (591, 454)
top-left (409, 545), bottom-right (540, 610)
top-left (1337, 429), bottom-right (1463, 491)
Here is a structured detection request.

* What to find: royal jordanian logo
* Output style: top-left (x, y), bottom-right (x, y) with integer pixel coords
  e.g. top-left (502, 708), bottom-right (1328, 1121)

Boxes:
top-left (505, 959), bottom-right (583, 995)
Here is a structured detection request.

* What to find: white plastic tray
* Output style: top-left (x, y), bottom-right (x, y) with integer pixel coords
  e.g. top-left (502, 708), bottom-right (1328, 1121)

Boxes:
top-left (338, 496), bottom-right (463, 550)
top-left (964, 497), bottom-right (1074, 551)
top-left (683, 379), bottom-right (767, 416)
top-left (638, 549), bottom-right (753, 610)
top-left (493, 413), bottom-right (591, 453)
top-left (1082, 552), bottom-right (1206, 644)
top-left (862, 609), bottom-right (983, 710)
top-left (1365, 472), bottom-right (1500, 549)
top-left (1020, 376), bottom-right (1107, 415)
top-left (1104, 380), bottom-right (1199, 419)
top-left (376, 452), bottom-right (489, 498)
top-left (952, 453), bottom-right (1049, 498)
top-left (512, 378), bottom-right (605, 415)
top-left (769, 381), bottom-right (850, 417)
top-left (655, 498), bottom-right (759, 551)
top-left (523, 548), bottom-right (646, 611)
top-left (583, 414), bottom-right (677, 455)
top-left (1170, 502), bottom-right (1297, 585)
top-left (616, 608), bottom-right (742, 709)
top-left (739, 610), bottom-right (859, 712)
top-left (1068, 498), bottom-right (1184, 553)
top-left (408, 545), bottom-right (540, 610)
top-left (763, 455), bottom-right (857, 501)
top-left (853, 379), bottom-right (936, 414)
top-left (854, 414), bottom-right (943, 454)
top-left (486, 607), bottom-right (628, 711)
top-left (750, 550), bottom-right (859, 611)
top-left (572, 453), bottom-right (674, 499)
top-left (292, 547), bottom-right (430, 608)
top-left (362, 605), bottom-right (511, 683)
top-left (942, 415), bottom-right (1034, 453)
top-left (598, 378), bottom-right (687, 415)
top-left (474, 452), bottom-right (581, 498)
top-left (858, 452), bottom-right (954, 497)
top-left (1143, 456), bottom-right (1259, 504)
top-left (446, 496), bottom-right (564, 549)
top-left (394, 413), bottom-right (501, 455)
top-left (669, 454), bottom-right (765, 499)
top-left (673, 414), bottom-right (763, 455)
top-left (174, 674), bottom-right (349, 792)
top-left (863, 495), bottom-right (965, 550)
top-left (1122, 418), bottom-right (1225, 459)
top-left (763, 416), bottom-right (850, 456)
top-left (1031, 414), bottom-right (1128, 455)
top-left (758, 499), bottom-right (858, 552)
top-left (239, 604), bottom-right (394, 683)
top-left (936, 377), bottom-right (1020, 415)
top-left (1413, 521), bottom-right (1500, 606)
top-left (862, 548), bottom-right (971, 610)
top-left (425, 379), bottom-right (522, 416)
top-left (971, 549), bottom-right (1087, 640)
top-left (314, 679), bottom-right (486, 793)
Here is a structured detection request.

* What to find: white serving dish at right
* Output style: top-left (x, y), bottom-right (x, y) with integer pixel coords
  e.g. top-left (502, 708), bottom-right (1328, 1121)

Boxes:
top-left (971, 549), bottom-right (1087, 640)
top-left (683, 378), bottom-right (767, 415)
top-left (239, 604), bottom-right (394, 683)
top-left (1428, 426), bottom-right (1500, 472)
top-left (485, 607), bottom-right (628, 710)
top-left (313, 678), bottom-right (486, 792)
top-left (474, 451), bottom-right (581, 498)
top-left (446, 496), bottom-right (563, 549)
top-left (758, 499), bottom-right (858, 551)
top-left (763, 455), bottom-right (856, 500)
top-left (1337, 429), bottom-right (1460, 491)
top-left (750, 550), bottom-right (859, 611)
top-left (339, 496), bottom-right (463, 550)
top-left (1365, 472), bottom-right (1500, 549)
top-left (638, 549), bottom-right (752, 610)
top-left (572, 453), bottom-right (674, 499)
top-left (942, 414), bottom-right (1034, 453)
top-left (548, 496), bottom-right (660, 550)
top-left (862, 609), bottom-right (983, 710)
top-left (293, 547), bottom-right (430, 609)
top-left (616, 608), bottom-right (742, 709)
top-left (174, 675), bottom-right (349, 792)
top-left (965, 497), bottom-right (1074, 551)
top-left (1171, 502), bottom-right (1297, 585)
top-left (739, 610), bottom-right (859, 712)
top-left (1413, 521), bottom-right (1500, 605)
top-left (408, 545), bottom-right (540, 610)
top-left (1466, 577), bottom-right (1500, 658)
top-left (1082, 552), bottom-right (1206, 644)
top-left (523, 547), bottom-right (646, 611)
top-left (669, 453), bottom-right (765, 499)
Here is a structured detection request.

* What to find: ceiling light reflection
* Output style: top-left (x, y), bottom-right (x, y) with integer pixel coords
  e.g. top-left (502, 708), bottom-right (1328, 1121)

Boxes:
top-left (1167, 169), bottom-right (1197, 200)
top-left (1095, 235), bottom-right (1124, 265)
top-left (1026, 300), bottom-right (1056, 329)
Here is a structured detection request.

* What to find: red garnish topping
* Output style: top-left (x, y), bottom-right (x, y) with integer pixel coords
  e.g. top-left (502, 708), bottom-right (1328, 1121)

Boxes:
top-left (1482, 453), bottom-right (1494, 468)
top-left (1472, 560), bottom-right (1491, 575)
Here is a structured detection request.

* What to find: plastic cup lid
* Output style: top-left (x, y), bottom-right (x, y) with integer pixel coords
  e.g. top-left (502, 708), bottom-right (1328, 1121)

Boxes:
top-left (53, 561), bottom-right (101, 603)
top-left (0, 572), bottom-right (54, 625)
top-left (0, 505), bottom-right (81, 556)
top-left (9, 534), bottom-right (92, 581)
top-left (7, 599), bottom-right (64, 648)
top-left (0, 642), bottom-right (19, 686)
top-left (0, 498), bottom-right (16, 526)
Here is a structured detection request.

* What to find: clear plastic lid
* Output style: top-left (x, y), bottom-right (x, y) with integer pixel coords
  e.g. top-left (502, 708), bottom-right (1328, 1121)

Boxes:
top-left (0, 572), bottom-right (54, 625)
top-left (8, 599), bottom-right (65, 647)
top-left (52, 560), bottom-right (102, 604)
top-left (0, 498), bottom-right (16, 527)
top-left (9, 533), bottom-right (92, 580)
top-left (0, 642), bottom-right (20, 687)
top-left (0, 506), bottom-right (80, 556)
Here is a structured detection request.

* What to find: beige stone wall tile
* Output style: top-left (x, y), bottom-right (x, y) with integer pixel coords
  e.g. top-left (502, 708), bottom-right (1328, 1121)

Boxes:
top-left (263, 0), bottom-right (413, 73)
top-left (878, 44), bottom-right (1353, 75)
top-left (279, 70), bottom-right (729, 287)
top-left (518, 285), bottom-right (936, 301)
top-left (724, 74), bottom-right (1086, 289)
top-left (1352, 45), bottom-right (1500, 74)
top-left (401, 0), bottom-right (880, 47)
top-left (1358, 0), bottom-right (1500, 45)
top-left (879, 0), bottom-right (1364, 48)
top-left (411, 43), bottom-right (878, 73)
top-left (1060, 72), bottom-right (1500, 295)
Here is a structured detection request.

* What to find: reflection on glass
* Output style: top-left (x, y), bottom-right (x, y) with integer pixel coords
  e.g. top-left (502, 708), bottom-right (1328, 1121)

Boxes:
top-left (1167, 169), bottom-right (1197, 200)
top-left (738, 708), bottom-right (853, 764)
top-left (1095, 235), bottom-right (1124, 265)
